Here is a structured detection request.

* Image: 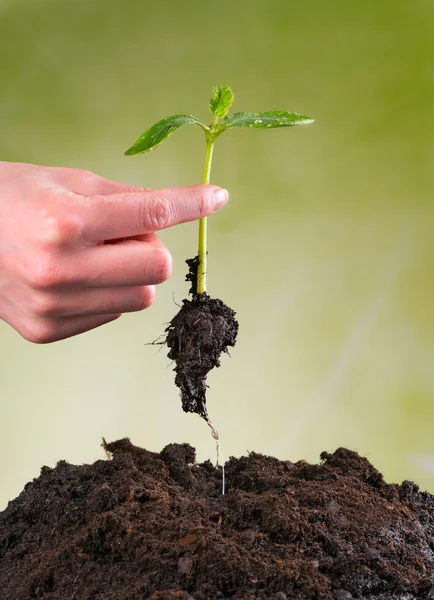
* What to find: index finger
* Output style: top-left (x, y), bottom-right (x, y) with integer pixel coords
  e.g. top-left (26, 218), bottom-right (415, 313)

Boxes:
top-left (78, 185), bottom-right (229, 242)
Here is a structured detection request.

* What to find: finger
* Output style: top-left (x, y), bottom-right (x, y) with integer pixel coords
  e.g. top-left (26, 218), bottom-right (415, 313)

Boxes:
top-left (11, 311), bottom-right (121, 344)
top-left (78, 184), bottom-right (229, 241)
top-left (84, 241), bottom-right (172, 287)
top-left (49, 166), bottom-right (150, 196)
top-left (104, 232), bottom-right (162, 245)
top-left (31, 285), bottom-right (156, 318)
top-left (37, 313), bottom-right (122, 344)
top-left (29, 238), bottom-right (171, 289)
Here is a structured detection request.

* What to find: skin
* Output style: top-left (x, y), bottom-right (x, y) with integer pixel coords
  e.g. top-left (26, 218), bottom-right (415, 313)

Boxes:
top-left (0, 162), bottom-right (228, 343)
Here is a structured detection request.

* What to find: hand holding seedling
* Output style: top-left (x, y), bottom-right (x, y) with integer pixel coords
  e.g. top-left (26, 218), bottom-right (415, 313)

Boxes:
top-left (125, 86), bottom-right (313, 419)
top-left (0, 161), bottom-right (228, 343)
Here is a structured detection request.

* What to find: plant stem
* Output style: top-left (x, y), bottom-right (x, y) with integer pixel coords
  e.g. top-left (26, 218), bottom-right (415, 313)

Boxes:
top-left (197, 122), bottom-right (217, 294)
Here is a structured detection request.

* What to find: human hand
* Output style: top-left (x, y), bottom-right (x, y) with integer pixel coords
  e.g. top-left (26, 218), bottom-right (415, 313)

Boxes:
top-left (0, 162), bottom-right (228, 343)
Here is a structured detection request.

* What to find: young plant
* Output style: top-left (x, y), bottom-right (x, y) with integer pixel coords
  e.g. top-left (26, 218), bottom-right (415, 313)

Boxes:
top-left (125, 85), bottom-right (313, 421)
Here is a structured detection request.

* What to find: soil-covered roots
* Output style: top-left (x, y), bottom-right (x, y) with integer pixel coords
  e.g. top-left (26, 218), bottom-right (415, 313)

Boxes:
top-left (165, 257), bottom-right (238, 417)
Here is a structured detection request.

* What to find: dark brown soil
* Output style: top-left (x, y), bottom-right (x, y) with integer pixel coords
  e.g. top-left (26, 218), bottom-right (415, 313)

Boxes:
top-left (165, 257), bottom-right (238, 417)
top-left (1, 439), bottom-right (434, 600)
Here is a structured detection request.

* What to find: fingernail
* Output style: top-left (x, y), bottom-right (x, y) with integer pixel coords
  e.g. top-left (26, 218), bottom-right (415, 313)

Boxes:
top-left (213, 188), bottom-right (229, 211)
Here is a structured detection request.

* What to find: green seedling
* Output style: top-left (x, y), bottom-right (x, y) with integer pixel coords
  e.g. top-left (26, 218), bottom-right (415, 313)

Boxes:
top-left (125, 85), bottom-right (313, 294)
top-left (124, 85), bottom-right (313, 424)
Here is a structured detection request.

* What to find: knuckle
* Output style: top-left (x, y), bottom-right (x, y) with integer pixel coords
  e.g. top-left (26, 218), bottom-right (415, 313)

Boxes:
top-left (26, 254), bottom-right (64, 290)
top-left (38, 212), bottom-right (82, 247)
top-left (63, 167), bottom-right (96, 187)
top-left (29, 292), bottom-right (59, 317)
top-left (78, 169), bottom-right (106, 194)
top-left (199, 192), bottom-right (208, 217)
top-left (22, 319), bottom-right (56, 344)
top-left (146, 195), bottom-right (174, 231)
top-left (80, 168), bottom-right (97, 182)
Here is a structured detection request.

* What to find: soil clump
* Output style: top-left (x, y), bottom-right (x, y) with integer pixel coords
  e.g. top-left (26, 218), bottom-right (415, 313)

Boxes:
top-left (165, 257), bottom-right (238, 417)
top-left (1, 439), bottom-right (434, 600)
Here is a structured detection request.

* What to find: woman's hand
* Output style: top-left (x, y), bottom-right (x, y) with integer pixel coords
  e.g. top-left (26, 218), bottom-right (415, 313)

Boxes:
top-left (0, 162), bottom-right (228, 343)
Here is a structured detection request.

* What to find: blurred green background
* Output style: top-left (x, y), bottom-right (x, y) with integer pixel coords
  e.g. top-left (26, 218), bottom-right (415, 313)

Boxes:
top-left (1, 0), bottom-right (433, 509)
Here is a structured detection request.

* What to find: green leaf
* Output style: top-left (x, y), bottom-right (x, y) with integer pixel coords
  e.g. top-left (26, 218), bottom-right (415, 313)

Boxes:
top-left (124, 114), bottom-right (205, 156)
top-left (209, 85), bottom-right (234, 118)
top-left (221, 111), bottom-right (314, 131)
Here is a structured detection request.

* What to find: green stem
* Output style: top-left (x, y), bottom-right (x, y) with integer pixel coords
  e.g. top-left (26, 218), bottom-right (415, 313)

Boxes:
top-left (197, 119), bottom-right (218, 294)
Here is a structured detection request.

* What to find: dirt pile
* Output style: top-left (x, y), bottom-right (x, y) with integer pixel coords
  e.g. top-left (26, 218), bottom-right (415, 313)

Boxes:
top-left (1, 439), bottom-right (434, 600)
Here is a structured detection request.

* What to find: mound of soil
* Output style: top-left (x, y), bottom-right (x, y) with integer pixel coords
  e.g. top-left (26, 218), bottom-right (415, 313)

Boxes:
top-left (1, 439), bottom-right (434, 600)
